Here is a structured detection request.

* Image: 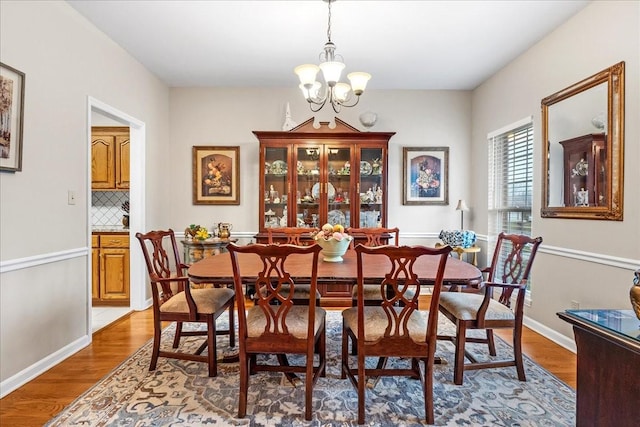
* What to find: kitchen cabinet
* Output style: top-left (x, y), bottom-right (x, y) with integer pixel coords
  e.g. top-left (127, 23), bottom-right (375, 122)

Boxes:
top-left (559, 133), bottom-right (606, 207)
top-left (253, 118), bottom-right (395, 243)
top-left (92, 233), bottom-right (130, 306)
top-left (91, 127), bottom-right (130, 190)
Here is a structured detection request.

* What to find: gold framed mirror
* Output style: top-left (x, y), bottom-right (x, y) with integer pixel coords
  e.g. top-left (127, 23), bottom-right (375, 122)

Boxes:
top-left (541, 61), bottom-right (625, 220)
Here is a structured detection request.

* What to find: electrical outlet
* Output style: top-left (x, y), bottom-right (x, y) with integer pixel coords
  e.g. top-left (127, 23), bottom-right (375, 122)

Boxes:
top-left (570, 300), bottom-right (580, 309)
top-left (68, 190), bottom-right (76, 205)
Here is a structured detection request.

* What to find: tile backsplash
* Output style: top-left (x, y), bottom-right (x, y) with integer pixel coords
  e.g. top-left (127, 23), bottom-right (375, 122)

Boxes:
top-left (92, 191), bottom-right (129, 227)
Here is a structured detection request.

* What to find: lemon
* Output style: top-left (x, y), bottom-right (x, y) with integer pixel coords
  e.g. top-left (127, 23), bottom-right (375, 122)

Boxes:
top-left (333, 224), bottom-right (344, 233)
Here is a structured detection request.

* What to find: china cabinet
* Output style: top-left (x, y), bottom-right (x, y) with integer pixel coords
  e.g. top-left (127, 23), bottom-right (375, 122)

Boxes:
top-left (558, 133), bottom-right (606, 207)
top-left (253, 118), bottom-right (395, 243)
top-left (91, 127), bottom-right (130, 190)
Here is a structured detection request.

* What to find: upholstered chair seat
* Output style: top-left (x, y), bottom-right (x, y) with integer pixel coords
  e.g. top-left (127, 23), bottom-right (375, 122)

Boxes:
top-left (160, 287), bottom-right (234, 314)
top-left (342, 306), bottom-right (427, 342)
top-left (439, 292), bottom-right (515, 322)
top-left (246, 305), bottom-right (326, 339)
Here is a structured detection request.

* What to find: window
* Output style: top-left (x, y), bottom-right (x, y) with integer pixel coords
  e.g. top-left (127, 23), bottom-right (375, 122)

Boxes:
top-left (488, 117), bottom-right (534, 238)
top-left (488, 117), bottom-right (534, 291)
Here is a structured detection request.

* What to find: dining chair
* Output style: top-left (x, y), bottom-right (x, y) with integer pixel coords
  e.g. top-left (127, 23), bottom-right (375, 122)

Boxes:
top-left (341, 243), bottom-right (452, 425)
top-left (437, 232), bottom-right (543, 385)
top-left (345, 227), bottom-right (400, 306)
top-left (227, 242), bottom-right (326, 421)
top-left (266, 226), bottom-right (317, 245)
top-left (136, 229), bottom-right (235, 377)
top-left (266, 227), bottom-right (321, 304)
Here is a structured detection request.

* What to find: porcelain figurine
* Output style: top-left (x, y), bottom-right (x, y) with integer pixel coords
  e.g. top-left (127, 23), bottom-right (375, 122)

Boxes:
top-left (631, 268), bottom-right (640, 320)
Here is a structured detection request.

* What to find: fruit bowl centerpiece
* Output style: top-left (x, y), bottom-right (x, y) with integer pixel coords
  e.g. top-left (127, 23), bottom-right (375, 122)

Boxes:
top-left (313, 223), bottom-right (352, 262)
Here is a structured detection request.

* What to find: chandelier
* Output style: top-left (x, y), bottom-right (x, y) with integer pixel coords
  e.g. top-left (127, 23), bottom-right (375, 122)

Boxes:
top-left (294, 0), bottom-right (371, 113)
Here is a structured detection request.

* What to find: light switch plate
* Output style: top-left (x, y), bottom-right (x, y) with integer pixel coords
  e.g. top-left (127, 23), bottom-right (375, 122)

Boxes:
top-left (68, 190), bottom-right (76, 205)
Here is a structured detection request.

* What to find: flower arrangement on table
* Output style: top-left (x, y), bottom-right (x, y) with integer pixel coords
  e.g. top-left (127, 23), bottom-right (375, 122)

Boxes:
top-left (185, 224), bottom-right (210, 241)
top-left (313, 223), bottom-right (352, 262)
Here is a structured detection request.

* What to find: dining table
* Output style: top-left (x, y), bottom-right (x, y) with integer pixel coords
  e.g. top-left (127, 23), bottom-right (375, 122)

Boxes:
top-left (188, 247), bottom-right (483, 291)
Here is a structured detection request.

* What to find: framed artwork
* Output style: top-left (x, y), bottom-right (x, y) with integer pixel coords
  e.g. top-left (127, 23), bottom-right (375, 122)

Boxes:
top-left (402, 146), bottom-right (449, 205)
top-left (192, 146), bottom-right (240, 205)
top-left (1, 63), bottom-right (25, 172)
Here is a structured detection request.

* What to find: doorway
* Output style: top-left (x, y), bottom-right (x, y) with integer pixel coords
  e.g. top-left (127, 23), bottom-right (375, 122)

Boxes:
top-left (87, 97), bottom-right (146, 336)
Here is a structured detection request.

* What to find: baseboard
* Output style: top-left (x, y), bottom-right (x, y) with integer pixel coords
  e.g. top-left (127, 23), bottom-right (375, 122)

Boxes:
top-left (0, 334), bottom-right (91, 398)
top-left (523, 315), bottom-right (577, 353)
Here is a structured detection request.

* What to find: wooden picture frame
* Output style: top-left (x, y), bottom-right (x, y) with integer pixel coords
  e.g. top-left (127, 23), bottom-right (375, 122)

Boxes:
top-left (192, 146), bottom-right (240, 205)
top-left (1, 63), bottom-right (25, 172)
top-left (402, 146), bottom-right (449, 205)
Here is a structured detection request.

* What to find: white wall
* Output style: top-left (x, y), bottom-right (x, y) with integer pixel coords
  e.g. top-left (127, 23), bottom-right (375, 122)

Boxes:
top-left (470, 0), bottom-right (640, 339)
top-left (0, 0), bottom-right (170, 392)
top-left (168, 88), bottom-right (473, 242)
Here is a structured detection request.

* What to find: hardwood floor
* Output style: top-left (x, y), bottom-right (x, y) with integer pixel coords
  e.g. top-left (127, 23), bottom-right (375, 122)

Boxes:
top-left (0, 301), bottom-right (577, 426)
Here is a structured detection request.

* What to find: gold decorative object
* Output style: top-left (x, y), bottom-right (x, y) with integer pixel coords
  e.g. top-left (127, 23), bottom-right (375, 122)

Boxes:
top-left (631, 269), bottom-right (640, 320)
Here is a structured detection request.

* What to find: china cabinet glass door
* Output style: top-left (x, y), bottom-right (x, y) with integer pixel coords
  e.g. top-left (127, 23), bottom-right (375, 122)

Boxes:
top-left (294, 145), bottom-right (322, 228)
top-left (326, 145), bottom-right (352, 228)
top-left (358, 147), bottom-right (385, 227)
top-left (264, 146), bottom-right (289, 229)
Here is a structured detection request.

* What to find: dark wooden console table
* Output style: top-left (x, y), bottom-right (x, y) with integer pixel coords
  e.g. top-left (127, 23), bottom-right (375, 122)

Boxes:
top-left (557, 309), bottom-right (640, 426)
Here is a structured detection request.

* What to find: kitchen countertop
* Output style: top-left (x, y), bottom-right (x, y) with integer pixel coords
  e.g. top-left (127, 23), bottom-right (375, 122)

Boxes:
top-left (92, 226), bottom-right (130, 234)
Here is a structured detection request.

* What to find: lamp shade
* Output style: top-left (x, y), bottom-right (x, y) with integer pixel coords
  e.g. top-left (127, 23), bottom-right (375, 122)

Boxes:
top-left (294, 64), bottom-right (320, 87)
top-left (347, 72), bottom-right (371, 95)
top-left (333, 82), bottom-right (351, 102)
top-left (319, 61), bottom-right (345, 85)
top-left (456, 199), bottom-right (469, 211)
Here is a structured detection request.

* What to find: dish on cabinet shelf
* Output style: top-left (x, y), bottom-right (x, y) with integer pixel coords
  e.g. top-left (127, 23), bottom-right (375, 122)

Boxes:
top-left (328, 209), bottom-right (347, 227)
top-left (360, 161), bottom-right (372, 176)
top-left (270, 160), bottom-right (287, 175)
top-left (311, 182), bottom-right (335, 200)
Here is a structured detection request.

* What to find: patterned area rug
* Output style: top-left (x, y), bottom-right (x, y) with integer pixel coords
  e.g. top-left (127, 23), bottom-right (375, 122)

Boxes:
top-left (46, 311), bottom-right (575, 426)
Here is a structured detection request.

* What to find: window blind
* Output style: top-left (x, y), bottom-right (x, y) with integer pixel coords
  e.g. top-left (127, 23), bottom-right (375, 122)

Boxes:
top-left (488, 121), bottom-right (534, 239)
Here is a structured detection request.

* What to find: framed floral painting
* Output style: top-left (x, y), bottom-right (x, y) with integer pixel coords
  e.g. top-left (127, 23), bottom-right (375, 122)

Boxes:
top-left (192, 146), bottom-right (240, 205)
top-left (1, 63), bottom-right (25, 172)
top-left (402, 146), bottom-right (449, 205)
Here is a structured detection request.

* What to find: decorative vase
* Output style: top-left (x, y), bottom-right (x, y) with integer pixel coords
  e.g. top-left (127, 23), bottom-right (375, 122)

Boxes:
top-left (631, 269), bottom-right (640, 320)
top-left (315, 237), bottom-right (351, 262)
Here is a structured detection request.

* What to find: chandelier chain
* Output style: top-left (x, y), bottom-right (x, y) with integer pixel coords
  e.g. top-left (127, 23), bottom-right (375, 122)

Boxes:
top-left (326, 0), bottom-right (332, 43)
top-left (294, 0), bottom-right (370, 113)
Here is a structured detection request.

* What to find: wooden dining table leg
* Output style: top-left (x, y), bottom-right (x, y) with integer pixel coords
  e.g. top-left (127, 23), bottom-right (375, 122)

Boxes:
top-left (277, 354), bottom-right (302, 386)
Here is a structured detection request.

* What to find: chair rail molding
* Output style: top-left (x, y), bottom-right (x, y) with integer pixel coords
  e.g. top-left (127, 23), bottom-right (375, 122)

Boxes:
top-left (0, 247), bottom-right (87, 274)
top-left (539, 244), bottom-right (639, 270)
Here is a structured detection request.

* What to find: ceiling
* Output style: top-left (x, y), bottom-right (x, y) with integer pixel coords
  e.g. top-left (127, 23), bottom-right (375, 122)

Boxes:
top-left (67, 0), bottom-right (589, 90)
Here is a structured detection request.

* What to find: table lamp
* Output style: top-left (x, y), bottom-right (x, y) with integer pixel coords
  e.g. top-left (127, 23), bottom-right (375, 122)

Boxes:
top-left (456, 199), bottom-right (469, 230)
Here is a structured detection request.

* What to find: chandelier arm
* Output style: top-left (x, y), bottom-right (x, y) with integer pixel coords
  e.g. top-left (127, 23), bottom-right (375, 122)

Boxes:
top-left (307, 97), bottom-right (328, 113)
top-left (337, 94), bottom-right (361, 109)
